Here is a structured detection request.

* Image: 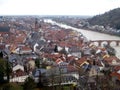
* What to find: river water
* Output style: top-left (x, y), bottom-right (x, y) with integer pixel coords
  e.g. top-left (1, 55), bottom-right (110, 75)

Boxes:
top-left (44, 19), bottom-right (120, 58)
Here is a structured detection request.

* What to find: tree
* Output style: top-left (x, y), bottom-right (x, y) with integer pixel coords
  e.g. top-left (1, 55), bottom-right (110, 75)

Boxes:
top-left (88, 8), bottom-right (120, 29)
top-left (23, 77), bottom-right (36, 90)
top-left (2, 83), bottom-right (22, 90)
top-left (35, 58), bottom-right (43, 68)
top-left (0, 57), bottom-right (12, 84)
top-left (54, 45), bottom-right (58, 52)
top-left (6, 57), bottom-right (12, 83)
top-left (35, 58), bottom-right (41, 68)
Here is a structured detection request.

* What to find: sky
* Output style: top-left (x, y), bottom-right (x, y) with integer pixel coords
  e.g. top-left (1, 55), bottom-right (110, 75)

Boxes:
top-left (0, 0), bottom-right (120, 16)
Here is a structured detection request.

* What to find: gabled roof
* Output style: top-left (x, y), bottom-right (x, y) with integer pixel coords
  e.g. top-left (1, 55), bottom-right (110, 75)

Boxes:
top-left (67, 65), bottom-right (78, 72)
top-left (114, 66), bottom-right (120, 71)
top-left (104, 56), bottom-right (120, 65)
top-left (55, 58), bottom-right (63, 64)
top-left (13, 64), bottom-right (24, 71)
top-left (111, 72), bottom-right (120, 80)
top-left (75, 57), bottom-right (87, 65)
top-left (21, 46), bottom-right (32, 51)
top-left (15, 35), bottom-right (25, 43)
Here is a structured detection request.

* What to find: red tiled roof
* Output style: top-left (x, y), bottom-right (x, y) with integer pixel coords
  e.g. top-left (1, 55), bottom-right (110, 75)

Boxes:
top-left (21, 46), bottom-right (32, 51)
top-left (76, 57), bottom-right (87, 65)
top-left (114, 66), bottom-right (120, 71)
top-left (67, 55), bottom-right (75, 60)
top-left (104, 56), bottom-right (119, 61)
top-left (43, 53), bottom-right (62, 61)
top-left (0, 44), bottom-right (5, 50)
top-left (67, 65), bottom-right (78, 72)
top-left (94, 60), bottom-right (103, 67)
top-left (110, 72), bottom-right (120, 80)
top-left (12, 69), bottom-right (26, 77)
top-left (10, 43), bottom-right (18, 52)
top-left (104, 56), bottom-right (120, 64)
top-left (15, 35), bottom-right (25, 43)
top-left (55, 58), bottom-right (63, 64)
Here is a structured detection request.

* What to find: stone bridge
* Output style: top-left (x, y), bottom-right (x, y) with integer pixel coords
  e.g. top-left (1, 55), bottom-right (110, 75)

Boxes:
top-left (90, 40), bottom-right (120, 46)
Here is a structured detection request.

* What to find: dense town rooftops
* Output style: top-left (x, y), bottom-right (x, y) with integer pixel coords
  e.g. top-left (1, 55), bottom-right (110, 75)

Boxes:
top-left (0, 16), bottom-right (120, 90)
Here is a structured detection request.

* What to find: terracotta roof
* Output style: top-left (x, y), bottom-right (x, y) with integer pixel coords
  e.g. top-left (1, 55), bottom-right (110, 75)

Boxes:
top-left (67, 65), bottom-right (78, 72)
top-left (110, 72), bottom-right (120, 80)
top-left (96, 60), bottom-right (103, 67)
top-left (10, 43), bottom-right (18, 52)
top-left (55, 58), bottom-right (63, 64)
top-left (0, 44), bottom-right (5, 50)
top-left (42, 53), bottom-right (62, 61)
top-left (15, 35), bottom-right (25, 43)
top-left (104, 56), bottom-right (120, 64)
top-left (21, 46), bottom-right (32, 51)
top-left (12, 69), bottom-right (26, 77)
top-left (104, 56), bottom-right (119, 60)
top-left (114, 66), bottom-right (120, 71)
top-left (67, 55), bottom-right (75, 61)
top-left (76, 57), bottom-right (87, 65)
top-left (52, 53), bottom-right (62, 58)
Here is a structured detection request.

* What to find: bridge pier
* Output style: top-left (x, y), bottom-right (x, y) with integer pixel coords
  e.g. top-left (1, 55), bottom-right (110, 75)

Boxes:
top-left (116, 41), bottom-right (119, 46)
top-left (90, 40), bottom-right (120, 47)
top-left (98, 42), bottom-right (101, 46)
top-left (107, 41), bottom-right (110, 46)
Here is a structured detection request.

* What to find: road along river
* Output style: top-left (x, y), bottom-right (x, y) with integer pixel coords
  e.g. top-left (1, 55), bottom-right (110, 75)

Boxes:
top-left (44, 19), bottom-right (120, 58)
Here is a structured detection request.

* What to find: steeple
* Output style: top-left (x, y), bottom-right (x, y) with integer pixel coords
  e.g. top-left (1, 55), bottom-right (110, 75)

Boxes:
top-left (35, 18), bottom-right (42, 32)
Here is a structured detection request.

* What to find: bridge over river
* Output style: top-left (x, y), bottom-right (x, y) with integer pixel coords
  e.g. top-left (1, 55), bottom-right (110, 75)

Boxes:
top-left (90, 40), bottom-right (120, 47)
top-left (44, 19), bottom-right (120, 58)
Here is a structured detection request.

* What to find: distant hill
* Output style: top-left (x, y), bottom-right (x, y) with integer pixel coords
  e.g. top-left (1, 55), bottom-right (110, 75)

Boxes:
top-left (88, 8), bottom-right (120, 29)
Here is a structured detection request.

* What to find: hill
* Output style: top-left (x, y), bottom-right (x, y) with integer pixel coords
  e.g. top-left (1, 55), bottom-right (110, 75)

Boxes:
top-left (88, 8), bottom-right (120, 29)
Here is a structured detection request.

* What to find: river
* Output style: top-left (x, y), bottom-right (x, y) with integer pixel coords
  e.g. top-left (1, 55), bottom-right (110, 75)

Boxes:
top-left (44, 19), bottom-right (120, 58)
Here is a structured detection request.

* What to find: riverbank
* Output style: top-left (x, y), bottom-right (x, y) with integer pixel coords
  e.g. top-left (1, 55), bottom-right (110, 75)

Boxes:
top-left (44, 19), bottom-right (120, 40)
top-left (44, 19), bottom-right (120, 58)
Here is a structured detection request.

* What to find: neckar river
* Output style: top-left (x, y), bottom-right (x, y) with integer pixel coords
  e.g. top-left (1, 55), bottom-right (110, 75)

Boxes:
top-left (44, 19), bottom-right (120, 58)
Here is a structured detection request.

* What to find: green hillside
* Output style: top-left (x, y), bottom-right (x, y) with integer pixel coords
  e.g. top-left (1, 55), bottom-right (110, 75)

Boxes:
top-left (88, 8), bottom-right (120, 29)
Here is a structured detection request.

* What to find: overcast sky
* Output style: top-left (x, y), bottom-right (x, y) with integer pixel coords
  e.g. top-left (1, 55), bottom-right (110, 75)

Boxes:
top-left (0, 0), bottom-right (120, 16)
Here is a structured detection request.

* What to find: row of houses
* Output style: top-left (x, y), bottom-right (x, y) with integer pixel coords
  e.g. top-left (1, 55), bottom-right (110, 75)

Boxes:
top-left (0, 16), bottom-right (120, 89)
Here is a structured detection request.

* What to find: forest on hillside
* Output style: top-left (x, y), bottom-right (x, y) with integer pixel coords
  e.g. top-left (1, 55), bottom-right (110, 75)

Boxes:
top-left (88, 8), bottom-right (120, 29)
